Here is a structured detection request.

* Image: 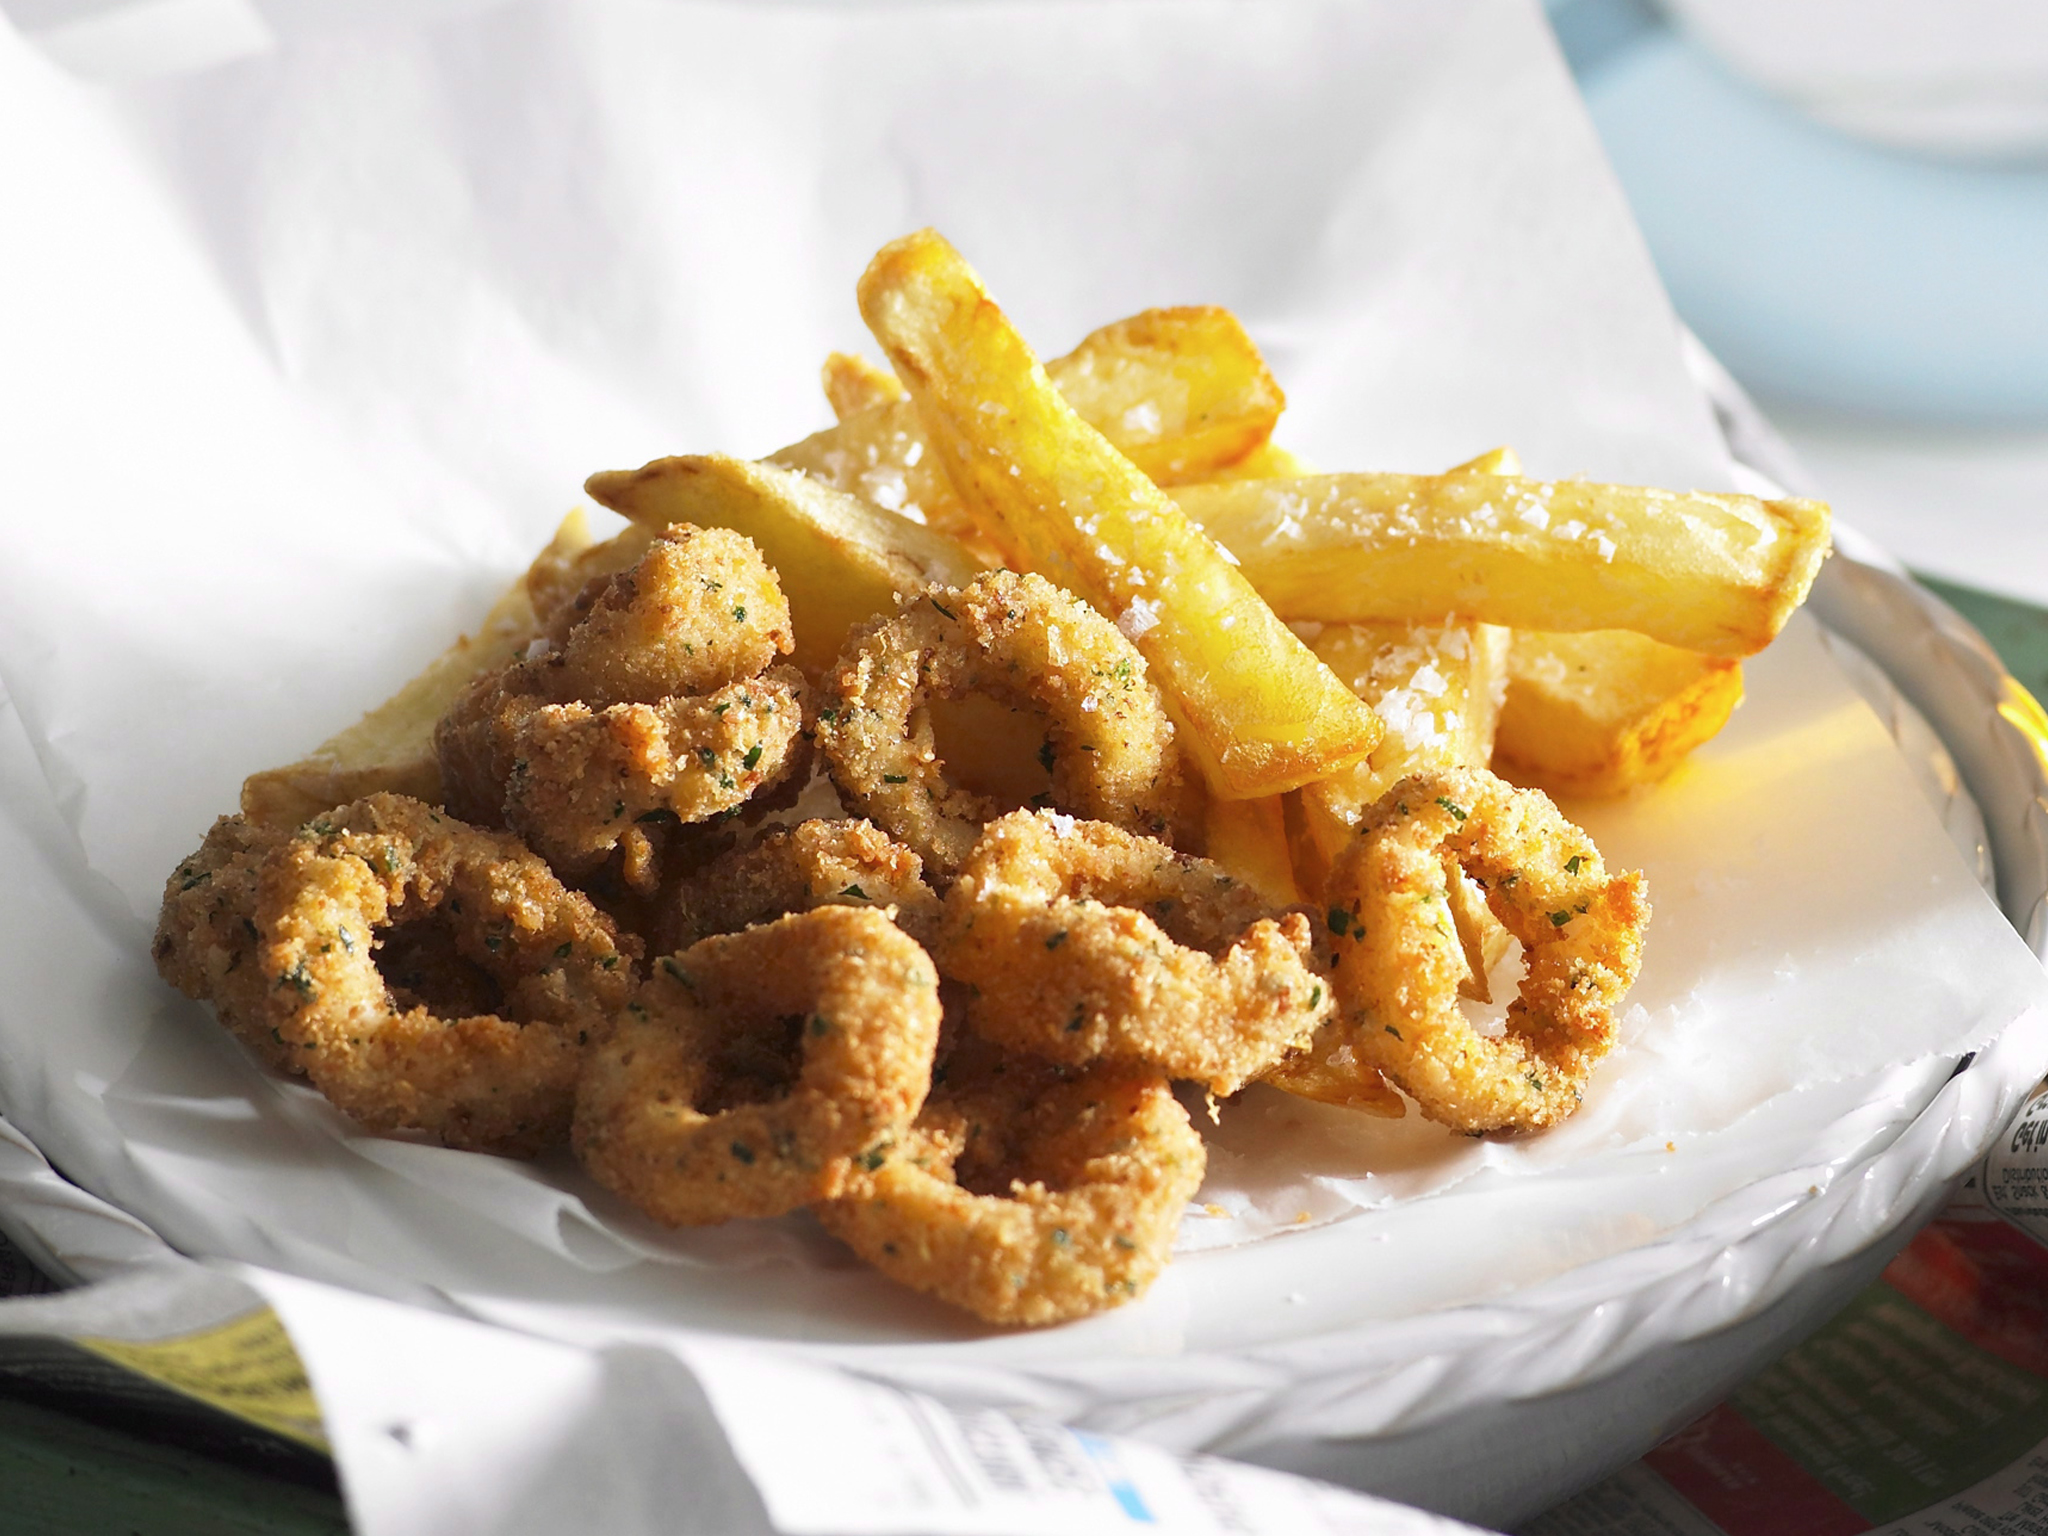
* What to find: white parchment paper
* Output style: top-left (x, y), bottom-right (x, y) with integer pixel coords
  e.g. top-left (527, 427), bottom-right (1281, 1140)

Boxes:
top-left (0, 0), bottom-right (2044, 1435)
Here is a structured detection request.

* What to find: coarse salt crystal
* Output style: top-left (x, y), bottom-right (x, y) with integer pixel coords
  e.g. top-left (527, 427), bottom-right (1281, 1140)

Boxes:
top-left (1273, 499), bottom-right (1307, 541)
top-left (1518, 506), bottom-right (1550, 531)
top-left (522, 637), bottom-right (553, 661)
top-left (1117, 596), bottom-right (1163, 640)
top-left (864, 469), bottom-right (907, 512)
top-left (1121, 401), bottom-right (1162, 436)
top-left (1593, 533), bottom-right (1617, 561)
top-left (1047, 811), bottom-right (1078, 838)
top-left (1081, 694), bottom-right (1098, 713)
top-left (1375, 689), bottom-right (1446, 753)
top-left (902, 440), bottom-right (923, 468)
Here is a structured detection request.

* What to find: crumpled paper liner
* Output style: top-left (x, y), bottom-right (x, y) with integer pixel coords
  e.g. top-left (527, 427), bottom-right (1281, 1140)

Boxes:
top-left (0, 0), bottom-right (2043, 1413)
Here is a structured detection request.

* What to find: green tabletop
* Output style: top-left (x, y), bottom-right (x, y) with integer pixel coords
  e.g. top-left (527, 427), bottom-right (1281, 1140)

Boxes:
top-left (0, 1395), bottom-right (348, 1536)
top-left (1915, 574), bottom-right (2048, 709)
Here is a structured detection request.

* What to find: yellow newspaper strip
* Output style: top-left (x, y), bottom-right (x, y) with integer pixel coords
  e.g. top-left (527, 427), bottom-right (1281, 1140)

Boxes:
top-left (77, 1308), bottom-right (329, 1452)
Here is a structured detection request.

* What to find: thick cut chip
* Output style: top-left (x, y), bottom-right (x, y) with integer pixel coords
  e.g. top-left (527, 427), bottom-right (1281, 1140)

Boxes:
top-left (1171, 472), bottom-right (1831, 658)
top-left (241, 511), bottom-right (610, 827)
top-left (857, 229), bottom-right (1382, 800)
top-left (584, 454), bottom-right (986, 682)
top-left (1201, 791), bottom-right (1303, 907)
top-left (822, 351), bottom-right (904, 419)
top-left (778, 306), bottom-right (1283, 526)
top-left (1444, 445), bottom-right (1522, 476)
top-left (1041, 306), bottom-right (1285, 482)
top-left (1492, 629), bottom-right (1745, 797)
top-left (1193, 440), bottom-right (1314, 482)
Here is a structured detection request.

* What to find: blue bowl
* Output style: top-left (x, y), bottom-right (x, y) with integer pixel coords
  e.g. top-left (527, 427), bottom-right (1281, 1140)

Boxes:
top-left (1565, 11), bottom-right (2048, 425)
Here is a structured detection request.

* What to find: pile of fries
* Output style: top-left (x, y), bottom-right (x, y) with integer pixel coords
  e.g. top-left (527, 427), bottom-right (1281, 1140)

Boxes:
top-left (249, 229), bottom-right (1830, 906)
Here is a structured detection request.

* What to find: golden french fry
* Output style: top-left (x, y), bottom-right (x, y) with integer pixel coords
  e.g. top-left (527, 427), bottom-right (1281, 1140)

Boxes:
top-left (822, 352), bottom-right (905, 420)
top-left (240, 510), bottom-right (605, 827)
top-left (1045, 306), bottom-right (1284, 481)
top-left (774, 304), bottom-right (1284, 534)
top-left (1445, 445), bottom-right (1522, 476)
top-left (1192, 444), bottom-right (1328, 898)
top-left (1444, 866), bottom-right (1512, 1005)
top-left (1171, 471), bottom-right (1831, 658)
top-left (584, 453), bottom-right (986, 681)
top-left (1202, 792), bottom-right (1304, 907)
top-left (1192, 440), bottom-right (1315, 482)
top-left (1492, 629), bottom-right (1745, 797)
top-left (857, 229), bottom-right (1382, 799)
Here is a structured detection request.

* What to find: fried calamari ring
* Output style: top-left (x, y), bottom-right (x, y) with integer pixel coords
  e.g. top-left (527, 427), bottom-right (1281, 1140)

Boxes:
top-left (256, 794), bottom-right (637, 1155)
top-left (154, 814), bottom-right (300, 1075)
top-left (813, 1042), bottom-right (1205, 1326)
top-left (1328, 767), bottom-right (1649, 1133)
top-left (435, 524), bottom-right (806, 874)
top-left (816, 570), bottom-right (1184, 878)
top-left (939, 811), bottom-right (1330, 1096)
top-left (658, 818), bottom-right (941, 954)
top-left (574, 907), bottom-right (942, 1226)
top-left (544, 521), bottom-right (791, 705)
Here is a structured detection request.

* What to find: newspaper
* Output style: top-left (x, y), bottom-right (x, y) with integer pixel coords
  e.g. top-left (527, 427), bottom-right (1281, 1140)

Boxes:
top-left (0, 1235), bottom-right (334, 1490)
top-left (0, 1210), bottom-right (1481, 1536)
top-left (1528, 1080), bottom-right (2048, 1536)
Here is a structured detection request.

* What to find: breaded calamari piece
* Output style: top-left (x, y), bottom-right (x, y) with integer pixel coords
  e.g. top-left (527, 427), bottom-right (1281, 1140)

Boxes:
top-left (1322, 767), bottom-right (1649, 1133)
top-left (659, 817), bottom-right (941, 953)
top-left (154, 814), bottom-right (299, 1074)
top-left (256, 794), bottom-right (638, 1156)
top-left (816, 570), bottom-right (1184, 879)
top-left (435, 524), bottom-right (806, 875)
top-left (940, 811), bottom-right (1329, 1096)
top-left (814, 1041), bottom-right (1205, 1326)
top-left (574, 908), bottom-right (942, 1225)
